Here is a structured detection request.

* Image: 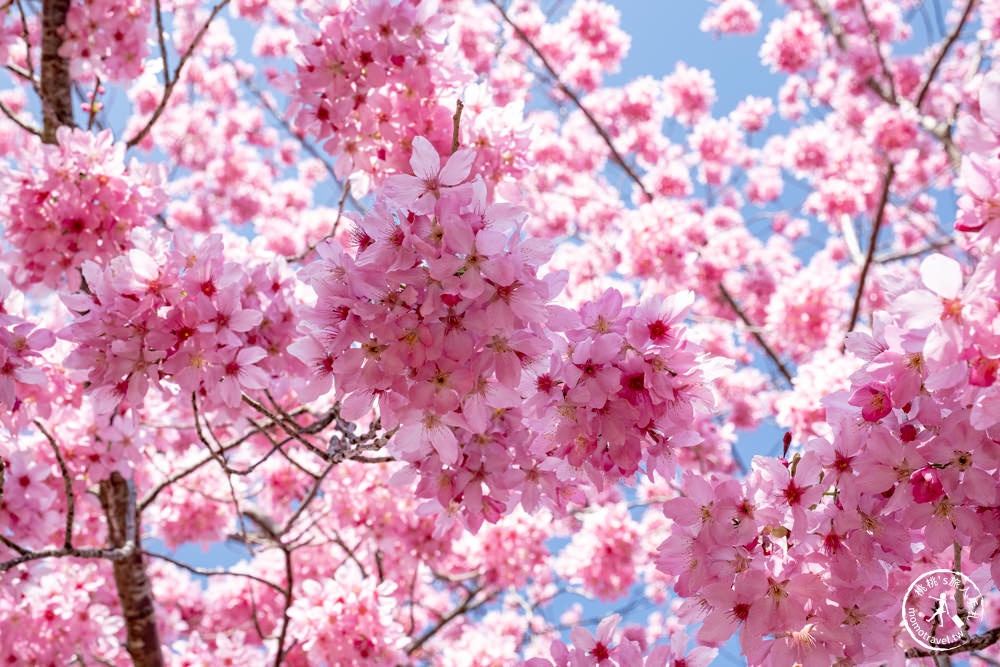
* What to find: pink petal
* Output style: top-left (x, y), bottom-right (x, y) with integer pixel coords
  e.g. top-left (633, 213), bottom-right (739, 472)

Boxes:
top-left (237, 346), bottom-right (267, 365)
top-left (475, 229), bottom-right (506, 255)
top-left (229, 309), bottom-right (263, 332)
top-left (429, 424), bottom-right (459, 465)
top-left (920, 254), bottom-right (962, 299)
top-left (409, 136), bottom-right (441, 180)
top-left (439, 148), bottom-right (475, 186)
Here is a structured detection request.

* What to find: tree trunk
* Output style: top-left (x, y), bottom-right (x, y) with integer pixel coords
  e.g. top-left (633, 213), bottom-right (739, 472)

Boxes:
top-left (40, 0), bottom-right (74, 143)
top-left (99, 473), bottom-right (164, 667)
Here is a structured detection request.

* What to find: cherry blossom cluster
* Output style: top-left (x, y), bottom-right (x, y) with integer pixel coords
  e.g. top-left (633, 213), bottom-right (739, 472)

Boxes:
top-left (522, 615), bottom-right (718, 667)
top-left (655, 250), bottom-right (1000, 664)
top-left (60, 227), bottom-right (300, 416)
top-left (2, 128), bottom-right (166, 290)
top-left (0, 275), bottom-right (54, 430)
top-left (956, 70), bottom-right (1000, 240)
top-left (295, 136), bottom-right (717, 530)
top-left (59, 0), bottom-right (151, 81)
top-left (286, 570), bottom-right (406, 665)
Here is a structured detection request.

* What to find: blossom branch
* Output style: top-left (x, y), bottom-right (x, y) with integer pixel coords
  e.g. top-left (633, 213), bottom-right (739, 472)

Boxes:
top-left (905, 627), bottom-right (1000, 658)
top-left (847, 163), bottom-right (896, 335)
top-left (143, 550), bottom-right (285, 594)
top-left (858, 0), bottom-right (897, 103)
top-left (2, 474), bottom-right (138, 572)
top-left (126, 0), bottom-right (231, 148)
top-left (34, 420), bottom-right (74, 549)
top-left (406, 585), bottom-right (500, 656)
top-left (0, 98), bottom-right (41, 136)
top-left (914, 0), bottom-right (978, 109)
top-left (488, 0), bottom-right (653, 202)
top-left (492, 0), bottom-right (793, 387)
top-left (718, 282), bottom-right (794, 385)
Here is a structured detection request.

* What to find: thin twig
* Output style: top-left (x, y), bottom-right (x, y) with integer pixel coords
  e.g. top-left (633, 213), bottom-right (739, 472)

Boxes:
top-left (273, 546), bottom-right (295, 667)
top-left (286, 180), bottom-right (352, 262)
top-left (451, 98), bottom-right (464, 154)
top-left (144, 550), bottom-right (284, 594)
top-left (489, 0), bottom-right (652, 202)
top-left (85, 76), bottom-right (101, 131)
top-left (914, 0), bottom-right (978, 109)
top-left (34, 420), bottom-right (74, 549)
top-left (718, 283), bottom-right (794, 385)
top-left (0, 98), bottom-right (41, 136)
top-left (126, 0), bottom-right (231, 148)
top-left (905, 627), bottom-right (1000, 657)
top-left (153, 0), bottom-right (170, 82)
top-left (858, 0), bottom-right (897, 103)
top-left (846, 164), bottom-right (896, 335)
top-left (406, 587), bottom-right (499, 656)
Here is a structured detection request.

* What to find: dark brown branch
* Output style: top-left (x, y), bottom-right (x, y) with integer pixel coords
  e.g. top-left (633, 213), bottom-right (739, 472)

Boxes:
top-left (126, 0), bottom-right (231, 148)
top-left (35, 420), bottom-right (74, 549)
top-left (718, 283), bottom-right (794, 385)
top-left (915, 0), bottom-right (978, 109)
top-left (272, 547), bottom-right (294, 667)
top-left (847, 164), bottom-right (896, 335)
top-left (39, 0), bottom-right (74, 143)
top-left (99, 472), bottom-right (163, 667)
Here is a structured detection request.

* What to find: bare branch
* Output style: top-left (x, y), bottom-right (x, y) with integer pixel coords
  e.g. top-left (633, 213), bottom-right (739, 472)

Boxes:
top-left (0, 98), bottom-right (41, 136)
top-left (847, 164), bottom-right (896, 335)
top-left (126, 0), bottom-right (232, 148)
top-left (34, 420), bottom-right (74, 549)
top-left (286, 180), bottom-right (352, 262)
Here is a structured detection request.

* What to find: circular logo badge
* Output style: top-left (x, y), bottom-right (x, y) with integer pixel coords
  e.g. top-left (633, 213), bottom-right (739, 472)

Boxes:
top-left (902, 569), bottom-right (985, 652)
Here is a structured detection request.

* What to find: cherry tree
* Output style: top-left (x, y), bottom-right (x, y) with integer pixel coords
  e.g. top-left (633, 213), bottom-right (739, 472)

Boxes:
top-left (0, 0), bottom-right (999, 665)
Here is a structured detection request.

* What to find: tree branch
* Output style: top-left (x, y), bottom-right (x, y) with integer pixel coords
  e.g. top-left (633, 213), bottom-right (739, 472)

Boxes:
top-left (847, 164), bottom-right (896, 335)
top-left (906, 627), bottom-right (1000, 658)
top-left (34, 420), bottom-right (74, 549)
top-left (914, 0), bottom-right (978, 109)
top-left (126, 0), bottom-right (231, 148)
top-left (488, 0), bottom-right (652, 202)
top-left (406, 586), bottom-right (499, 656)
top-left (718, 283), bottom-right (794, 385)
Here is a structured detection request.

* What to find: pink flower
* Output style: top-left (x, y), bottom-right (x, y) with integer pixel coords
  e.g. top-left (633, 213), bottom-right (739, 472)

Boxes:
top-left (212, 346), bottom-right (270, 408)
top-left (909, 466), bottom-right (944, 503)
top-left (383, 136), bottom-right (475, 214)
top-left (848, 383), bottom-right (892, 422)
top-left (570, 614), bottom-right (620, 666)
